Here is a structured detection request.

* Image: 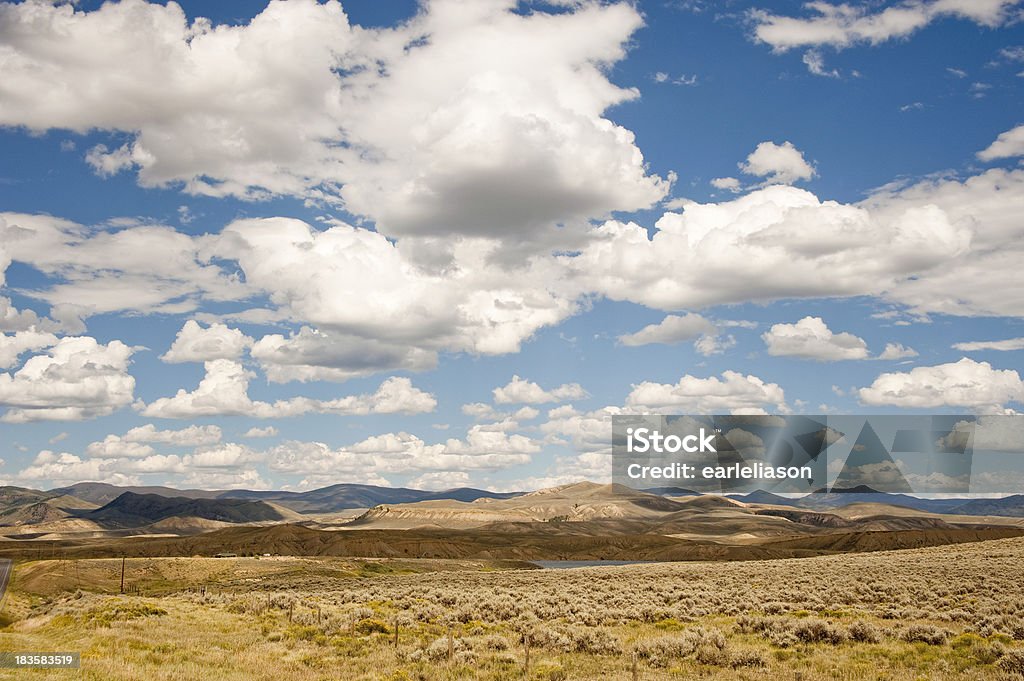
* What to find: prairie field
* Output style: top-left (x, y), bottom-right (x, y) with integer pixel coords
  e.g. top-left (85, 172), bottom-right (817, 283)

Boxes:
top-left (2, 538), bottom-right (1024, 680)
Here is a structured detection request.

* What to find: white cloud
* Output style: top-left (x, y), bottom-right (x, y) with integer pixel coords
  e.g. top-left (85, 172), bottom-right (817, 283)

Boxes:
top-left (752, 1), bottom-right (1019, 52)
top-left (0, 212), bottom-right (246, 323)
top-left (251, 326), bottom-right (435, 383)
top-left (625, 371), bottom-right (787, 415)
top-left (739, 141), bottom-right (816, 184)
top-left (267, 425), bottom-right (539, 479)
top-left (618, 313), bottom-right (737, 356)
top-left (180, 468), bottom-right (269, 491)
top-left (161, 320), bottom-right (252, 363)
top-left (493, 375), bottom-right (588, 404)
top-left (541, 405), bottom-right (623, 454)
top-left (0, 336), bottom-right (136, 422)
top-left (214, 217), bottom-right (576, 357)
top-left (618, 313), bottom-right (717, 346)
top-left (183, 442), bottom-right (262, 469)
top-left (878, 342), bottom-right (918, 360)
top-left (694, 333), bottom-right (737, 356)
top-left (514, 406), bottom-right (541, 421)
top-left (137, 359), bottom-right (436, 419)
top-left (802, 49), bottom-right (839, 77)
top-left (83, 424), bottom-right (222, 459)
top-left (85, 435), bottom-right (155, 459)
top-left (568, 170), bottom-right (992, 315)
top-left (978, 124), bottom-right (1024, 161)
top-left (762, 316), bottom-right (869, 360)
top-left (242, 426), bottom-right (278, 439)
top-left (0, 329), bottom-right (59, 369)
top-left (0, 297), bottom-right (64, 333)
top-left (124, 423), bottom-right (223, 446)
top-left (407, 470), bottom-right (473, 491)
top-left (858, 357), bottom-right (1024, 413)
top-left (3, 162), bottom-right (1018, 368)
top-left (0, 0), bottom-right (666, 237)
top-left (710, 177), bottom-right (742, 192)
top-left (16, 450), bottom-right (141, 487)
top-left (953, 337), bottom-right (1024, 352)
top-left (462, 402), bottom-right (505, 421)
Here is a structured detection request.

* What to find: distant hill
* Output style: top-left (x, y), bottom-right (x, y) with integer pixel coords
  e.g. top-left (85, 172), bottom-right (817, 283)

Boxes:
top-left (0, 486), bottom-right (99, 528)
top-left (220, 483), bottom-right (521, 513)
top-left (52, 482), bottom-right (222, 506)
top-left (83, 492), bottom-right (285, 528)
top-left (45, 482), bottom-right (520, 514)
top-left (727, 486), bottom-right (1024, 518)
top-left (949, 495), bottom-right (1024, 517)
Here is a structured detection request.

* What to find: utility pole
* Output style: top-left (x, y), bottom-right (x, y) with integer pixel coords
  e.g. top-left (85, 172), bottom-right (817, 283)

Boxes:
top-left (120, 557), bottom-right (125, 594)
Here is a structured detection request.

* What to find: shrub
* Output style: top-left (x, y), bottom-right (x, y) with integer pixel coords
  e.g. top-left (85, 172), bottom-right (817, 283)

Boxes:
top-left (901, 624), bottom-right (950, 645)
top-left (793, 618), bottom-right (847, 645)
top-left (729, 648), bottom-right (768, 668)
top-left (847, 620), bottom-right (882, 643)
top-left (695, 642), bottom-right (730, 666)
top-left (998, 649), bottom-right (1024, 676)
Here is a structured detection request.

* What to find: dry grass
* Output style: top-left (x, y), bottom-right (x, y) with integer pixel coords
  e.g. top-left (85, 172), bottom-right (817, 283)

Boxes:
top-left (2, 537), bottom-right (1024, 679)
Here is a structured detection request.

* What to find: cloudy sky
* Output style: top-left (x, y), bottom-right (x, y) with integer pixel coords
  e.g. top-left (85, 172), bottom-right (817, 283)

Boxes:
top-left (1, 0), bottom-right (1023, 492)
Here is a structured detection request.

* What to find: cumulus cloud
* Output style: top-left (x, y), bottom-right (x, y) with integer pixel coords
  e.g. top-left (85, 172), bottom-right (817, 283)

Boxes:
top-left (183, 442), bottom-right (262, 469)
top-left (180, 468), bottom-right (269, 491)
top-left (941, 415), bottom-right (1024, 452)
top-left (762, 316), bottom-right (869, 360)
top-left (214, 217), bottom-right (576, 357)
top-left (0, 297), bottom-right (64, 333)
top-left (0, 212), bottom-right (246, 323)
top-left (3, 163), bottom-right (1021, 363)
top-left (0, 0), bottom-right (666, 238)
top-left (242, 426), bottom-right (278, 439)
top-left (85, 436), bottom-right (155, 459)
top-left (619, 313), bottom-right (739, 356)
top-left (124, 423), bottom-right (223, 446)
top-left (567, 178), bottom-right (974, 314)
top-left (161, 320), bottom-right (252, 363)
top-left (0, 336), bottom-right (136, 422)
top-left (267, 425), bottom-right (540, 481)
top-left (626, 371), bottom-right (788, 415)
top-left (710, 177), bottom-right (742, 192)
top-left (407, 470), bottom-right (473, 491)
top-left (251, 326), bottom-right (435, 383)
top-left (978, 124), bottom-right (1024, 161)
top-left (878, 342), bottom-right (918, 360)
top-left (81, 423), bottom-right (222, 460)
top-left (953, 337), bottom-right (1024, 351)
top-left (858, 357), bottom-right (1024, 413)
top-left (751, 1), bottom-right (1020, 52)
top-left (0, 329), bottom-right (59, 369)
top-left (137, 359), bottom-right (436, 418)
top-left (618, 313), bottom-right (717, 346)
top-left (16, 450), bottom-right (142, 487)
top-left (493, 375), bottom-right (588, 404)
top-left (739, 141), bottom-right (816, 184)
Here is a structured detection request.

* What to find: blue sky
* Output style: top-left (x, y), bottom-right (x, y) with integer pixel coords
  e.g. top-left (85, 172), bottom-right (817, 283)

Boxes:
top-left (1, 0), bottom-right (1023, 492)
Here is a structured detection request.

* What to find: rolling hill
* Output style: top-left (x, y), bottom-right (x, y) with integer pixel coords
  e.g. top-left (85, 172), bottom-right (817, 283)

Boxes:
top-left (81, 492), bottom-right (288, 529)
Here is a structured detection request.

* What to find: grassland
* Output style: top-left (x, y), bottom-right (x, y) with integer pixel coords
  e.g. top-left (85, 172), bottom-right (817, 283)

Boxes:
top-left (2, 539), bottom-right (1024, 679)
